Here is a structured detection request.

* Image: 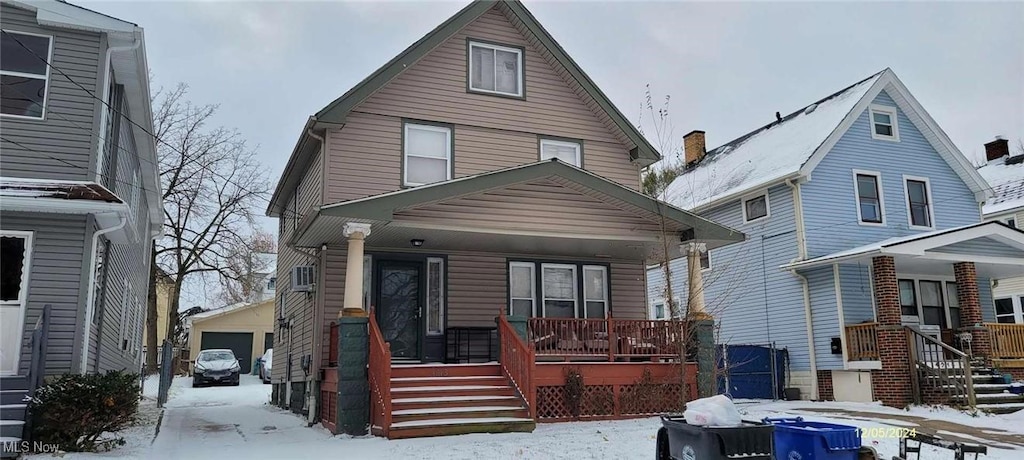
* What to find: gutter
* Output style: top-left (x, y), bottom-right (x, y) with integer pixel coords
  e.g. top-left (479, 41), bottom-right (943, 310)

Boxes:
top-left (784, 178), bottom-right (819, 400)
top-left (79, 214), bottom-right (128, 373)
top-left (94, 34), bottom-right (142, 183)
top-left (690, 172), bottom-right (802, 215)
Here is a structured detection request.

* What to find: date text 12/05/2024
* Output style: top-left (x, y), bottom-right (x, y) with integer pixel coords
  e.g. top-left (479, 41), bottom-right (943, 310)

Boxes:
top-left (857, 427), bottom-right (918, 438)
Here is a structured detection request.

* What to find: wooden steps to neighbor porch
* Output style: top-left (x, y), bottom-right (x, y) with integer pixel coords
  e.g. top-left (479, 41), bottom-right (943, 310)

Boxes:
top-left (384, 363), bottom-right (535, 439)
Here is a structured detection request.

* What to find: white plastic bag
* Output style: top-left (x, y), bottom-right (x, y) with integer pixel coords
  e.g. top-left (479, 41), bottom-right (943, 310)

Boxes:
top-left (683, 394), bottom-right (742, 427)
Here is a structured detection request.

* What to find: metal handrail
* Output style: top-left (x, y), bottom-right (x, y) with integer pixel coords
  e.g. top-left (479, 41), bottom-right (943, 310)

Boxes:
top-left (905, 326), bottom-right (975, 408)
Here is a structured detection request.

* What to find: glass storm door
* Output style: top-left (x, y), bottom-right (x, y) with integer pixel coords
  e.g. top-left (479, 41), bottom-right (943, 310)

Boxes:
top-left (376, 261), bottom-right (422, 359)
top-left (1, 232), bottom-right (32, 375)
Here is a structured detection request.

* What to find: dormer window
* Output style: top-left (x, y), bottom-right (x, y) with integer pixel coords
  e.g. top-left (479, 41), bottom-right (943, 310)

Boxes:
top-left (468, 40), bottom-right (523, 98)
top-left (869, 105), bottom-right (899, 141)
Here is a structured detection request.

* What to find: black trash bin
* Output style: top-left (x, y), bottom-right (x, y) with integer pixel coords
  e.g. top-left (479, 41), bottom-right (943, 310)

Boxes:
top-left (657, 414), bottom-right (774, 460)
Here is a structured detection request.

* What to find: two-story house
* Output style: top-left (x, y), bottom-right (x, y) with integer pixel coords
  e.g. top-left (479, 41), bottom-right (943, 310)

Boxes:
top-left (976, 138), bottom-right (1024, 326)
top-left (0, 0), bottom-right (161, 444)
top-left (648, 69), bottom-right (1024, 410)
top-left (267, 0), bottom-right (741, 438)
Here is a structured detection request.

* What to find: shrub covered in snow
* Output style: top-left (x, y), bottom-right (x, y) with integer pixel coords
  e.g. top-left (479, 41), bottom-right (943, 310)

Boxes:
top-left (29, 370), bottom-right (140, 452)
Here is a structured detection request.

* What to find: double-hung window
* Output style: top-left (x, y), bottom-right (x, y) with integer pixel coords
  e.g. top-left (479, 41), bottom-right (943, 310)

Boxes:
top-left (508, 261), bottom-right (609, 319)
top-left (542, 264), bottom-right (577, 318)
top-left (509, 262), bottom-right (536, 317)
top-left (995, 297), bottom-right (1024, 324)
top-left (468, 40), bottom-right (523, 97)
top-left (1, 30), bottom-right (52, 119)
top-left (742, 193), bottom-right (769, 223)
top-left (539, 138), bottom-right (581, 166)
top-left (403, 123), bottom-right (452, 186)
top-left (869, 105), bottom-right (899, 141)
top-left (854, 171), bottom-right (884, 224)
top-left (904, 176), bottom-right (933, 229)
top-left (582, 265), bottom-right (608, 319)
top-left (898, 279), bottom-right (918, 317)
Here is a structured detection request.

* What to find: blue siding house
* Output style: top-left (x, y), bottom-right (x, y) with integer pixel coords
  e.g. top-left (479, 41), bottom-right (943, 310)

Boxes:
top-left (649, 69), bottom-right (1024, 408)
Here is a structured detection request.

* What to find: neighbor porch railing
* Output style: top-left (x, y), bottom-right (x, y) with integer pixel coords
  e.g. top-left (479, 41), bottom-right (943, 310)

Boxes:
top-left (906, 326), bottom-right (975, 408)
top-left (845, 322), bottom-right (879, 361)
top-left (498, 313), bottom-right (536, 419)
top-left (527, 317), bottom-right (683, 361)
top-left (987, 323), bottom-right (1024, 359)
top-left (368, 312), bottom-right (392, 437)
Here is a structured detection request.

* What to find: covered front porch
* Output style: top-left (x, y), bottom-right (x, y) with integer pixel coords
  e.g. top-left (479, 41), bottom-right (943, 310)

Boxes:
top-left (299, 160), bottom-right (741, 436)
top-left (787, 221), bottom-right (1024, 408)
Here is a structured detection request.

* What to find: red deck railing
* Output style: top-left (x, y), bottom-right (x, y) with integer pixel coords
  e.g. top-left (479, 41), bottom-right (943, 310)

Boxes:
top-left (498, 312), bottom-right (536, 419)
top-left (368, 312), bottom-right (392, 437)
top-left (528, 317), bottom-right (684, 361)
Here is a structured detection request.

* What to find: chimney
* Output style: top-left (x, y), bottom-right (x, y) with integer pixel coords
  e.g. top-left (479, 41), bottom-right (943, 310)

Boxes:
top-left (985, 136), bottom-right (1010, 162)
top-left (683, 130), bottom-right (706, 166)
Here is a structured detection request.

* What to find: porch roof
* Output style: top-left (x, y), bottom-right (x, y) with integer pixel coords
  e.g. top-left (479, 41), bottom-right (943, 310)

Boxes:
top-left (294, 160), bottom-right (744, 261)
top-left (782, 221), bottom-right (1024, 278)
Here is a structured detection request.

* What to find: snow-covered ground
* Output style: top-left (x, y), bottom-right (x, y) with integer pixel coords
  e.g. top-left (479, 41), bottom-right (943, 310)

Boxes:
top-left (27, 375), bottom-right (1024, 459)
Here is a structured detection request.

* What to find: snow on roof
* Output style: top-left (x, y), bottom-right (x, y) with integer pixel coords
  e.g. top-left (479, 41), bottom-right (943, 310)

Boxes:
top-left (665, 72), bottom-right (882, 210)
top-left (977, 154), bottom-right (1024, 216)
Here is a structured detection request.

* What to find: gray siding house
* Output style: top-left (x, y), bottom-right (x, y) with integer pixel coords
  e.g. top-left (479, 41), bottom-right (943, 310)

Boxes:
top-left (649, 69), bottom-right (1024, 409)
top-left (0, 0), bottom-right (161, 444)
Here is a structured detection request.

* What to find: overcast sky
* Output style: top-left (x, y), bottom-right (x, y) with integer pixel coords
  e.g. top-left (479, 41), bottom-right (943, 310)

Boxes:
top-left (84, 0), bottom-right (1023, 308)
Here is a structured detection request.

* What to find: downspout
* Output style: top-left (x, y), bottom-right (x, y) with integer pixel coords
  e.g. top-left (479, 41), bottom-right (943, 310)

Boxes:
top-left (79, 214), bottom-right (128, 373)
top-left (785, 178), bottom-right (819, 400)
top-left (94, 34), bottom-right (142, 182)
top-left (304, 129), bottom-right (325, 425)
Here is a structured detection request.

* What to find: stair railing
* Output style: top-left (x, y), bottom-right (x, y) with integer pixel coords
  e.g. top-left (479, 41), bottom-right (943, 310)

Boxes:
top-left (498, 312), bottom-right (536, 419)
top-left (24, 304), bottom-right (52, 443)
top-left (906, 326), bottom-right (975, 409)
top-left (368, 311), bottom-right (392, 437)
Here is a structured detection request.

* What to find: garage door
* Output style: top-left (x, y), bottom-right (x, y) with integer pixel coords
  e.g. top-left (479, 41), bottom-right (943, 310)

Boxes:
top-left (200, 332), bottom-right (254, 370)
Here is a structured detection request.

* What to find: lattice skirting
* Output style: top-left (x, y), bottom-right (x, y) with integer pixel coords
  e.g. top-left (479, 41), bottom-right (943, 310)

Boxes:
top-left (537, 382), bottom-right (686, 421)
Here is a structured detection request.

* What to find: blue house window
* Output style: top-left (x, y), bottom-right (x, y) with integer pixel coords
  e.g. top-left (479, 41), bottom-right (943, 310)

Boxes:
top-left (869, 105), bottom-right (899, 142)
top-left (904, 176), bottom-right (934, 229)
top-left (854, 171), bottom-right (884, 225)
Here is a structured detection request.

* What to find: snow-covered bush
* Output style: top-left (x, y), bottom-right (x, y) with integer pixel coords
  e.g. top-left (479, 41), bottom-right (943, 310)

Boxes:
top-left (29, 370), bottom-right (140, 452)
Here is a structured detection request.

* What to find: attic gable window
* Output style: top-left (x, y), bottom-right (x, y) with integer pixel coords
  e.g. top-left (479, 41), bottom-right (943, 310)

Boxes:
top-left (0, 30), bottom-right (53, 119)
top-left (742, 193), bottom-right (769, 223)
top-left (468, 40), bottom-right (523, 98)
top-left (539, 138), bottom-right (581, 166)
top-left (869, 105), bottom-right (899, 141)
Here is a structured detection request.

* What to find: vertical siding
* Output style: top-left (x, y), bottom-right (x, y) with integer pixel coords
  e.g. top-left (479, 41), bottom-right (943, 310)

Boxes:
top-left (806, 267), bottom-right (841, 371)
top-left (0, 4), bottom-right (104, 181)
top-left (2, 212), bottom-right (88, 375)
top-left (649, 184), bottom-right (812, 370)
top-left (322, 5), bottom-right (638, 205)
top-left (802, 91), bottom-right (982, 258)
top-left (839, 263), bottom-right (875, 324)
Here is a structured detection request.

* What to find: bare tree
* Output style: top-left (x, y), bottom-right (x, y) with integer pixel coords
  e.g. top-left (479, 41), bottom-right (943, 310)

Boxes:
top-left (145, 83), bottom-right (270, 369)
top-left (218, 231), bottom-right (277, 305)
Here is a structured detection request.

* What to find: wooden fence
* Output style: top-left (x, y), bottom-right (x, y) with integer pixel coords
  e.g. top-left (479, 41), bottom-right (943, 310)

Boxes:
top-left (845, 322), bottom-right (879, 361)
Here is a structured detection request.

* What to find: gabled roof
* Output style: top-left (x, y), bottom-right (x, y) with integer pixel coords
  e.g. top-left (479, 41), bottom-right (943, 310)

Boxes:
top-left (666, 69), bottom-right (992, 211)
top-left (267, 0), bottom-right (660, 217)
top-left (190, 299), bottom-right (274, 323)
top-left (319, 159), bottom-right (744, 249)
top-left (977, 154), bottom-right (1024, 216)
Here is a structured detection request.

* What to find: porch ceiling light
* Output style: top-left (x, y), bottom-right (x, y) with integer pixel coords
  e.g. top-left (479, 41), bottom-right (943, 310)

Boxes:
top-left (411, 239), bottom-right (425, 247)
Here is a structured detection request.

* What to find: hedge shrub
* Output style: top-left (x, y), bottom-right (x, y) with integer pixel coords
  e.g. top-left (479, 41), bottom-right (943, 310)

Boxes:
top-left (29, 370), bottom-right (140, 452)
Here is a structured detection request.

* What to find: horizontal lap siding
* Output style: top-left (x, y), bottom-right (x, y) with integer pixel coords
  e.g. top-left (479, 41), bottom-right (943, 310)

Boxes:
top-left (0, 4), bottom-right (103, 181)
top-left (650, 185), bottom-right (811, 369)
top-left (392, 179), bottom-right (660, 236)
top-left (932, 237), bottom-right (1024, 258)
top-left (839, 263), bottom-right (875, 324)
top-left (807, 267), bottom-right (841, 371)
top-left (610, 262), bottom-right (647, 319)
top-left (802, 91), bottom-right (981, 258)
top-left (447, 253), bottom-right (506, 328)
top-left (319, 247), bottom-right (347, 365)
top-left (2, 212), bottom-right (88, 375)
top-left (323, 5), bottom-right (638, 204)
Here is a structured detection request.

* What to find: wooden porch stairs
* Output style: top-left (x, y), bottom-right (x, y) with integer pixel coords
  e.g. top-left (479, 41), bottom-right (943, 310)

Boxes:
top-left (385, 363), bottom-right (535, 439)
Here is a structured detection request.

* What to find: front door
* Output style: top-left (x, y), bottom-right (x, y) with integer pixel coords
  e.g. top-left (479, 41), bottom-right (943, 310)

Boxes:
top-left (376, 260), bottom-right (422, 359)
top-left (1, 231), bottom-right (33, 376)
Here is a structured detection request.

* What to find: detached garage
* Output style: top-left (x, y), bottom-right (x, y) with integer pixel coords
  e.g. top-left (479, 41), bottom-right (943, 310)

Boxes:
top-left (188, 299), bottom-right (274, 372)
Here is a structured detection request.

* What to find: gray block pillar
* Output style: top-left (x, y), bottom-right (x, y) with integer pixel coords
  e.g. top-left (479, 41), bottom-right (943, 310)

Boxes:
top-left (336, 317), bottom-right (369, 435)
top-left (691, 318), bottom-right (716, 398)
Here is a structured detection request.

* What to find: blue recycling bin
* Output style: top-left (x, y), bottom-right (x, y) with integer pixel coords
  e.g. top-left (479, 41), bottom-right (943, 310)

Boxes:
top-left (763, 417), bottom-right (860, 460)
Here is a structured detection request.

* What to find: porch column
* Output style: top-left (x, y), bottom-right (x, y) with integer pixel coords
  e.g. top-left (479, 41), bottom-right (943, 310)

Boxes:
top-left (684, 242), bottom-right (710, 320)
top-left (340, 223), bottom-right (372, 318)
top-left (870, 255), bottom-right (913, 408)
top-left (955, 261), bottom-right (991, 358)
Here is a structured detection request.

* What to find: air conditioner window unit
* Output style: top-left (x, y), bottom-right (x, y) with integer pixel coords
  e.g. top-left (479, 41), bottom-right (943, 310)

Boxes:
top-left (292, 266), bottom-right (314, 292)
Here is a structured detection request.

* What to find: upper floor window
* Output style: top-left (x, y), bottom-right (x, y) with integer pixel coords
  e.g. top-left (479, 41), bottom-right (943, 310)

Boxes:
top-left (699, 251), bottom-right (711, 271)
top-left (539, 138), bottom-right (581, 166)
top-left (854, 171), bottom-right (884, 225)
top-left (1, 30), bottom-right (52, 119)
top-left (1003, 217), bottom-right (1017, 229)
top-left (742, 193), bottom-right (769, 223)
top-left (869, 105), bottom-right (899, 142)
top-left (468, 40), bottom-right (523, 98)
top-left (267, 276), bottom-right (277, 291)
top-left (904, 176), bottom-right (933, 229)
top-left (403, 122), bottom-right (451, 187)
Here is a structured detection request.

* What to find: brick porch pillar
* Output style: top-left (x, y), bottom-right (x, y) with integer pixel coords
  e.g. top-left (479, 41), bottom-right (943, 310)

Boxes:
top-left (955, 261), bottom-right (991, 358)
top-left (869, 256), bottom-right (914, 408)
